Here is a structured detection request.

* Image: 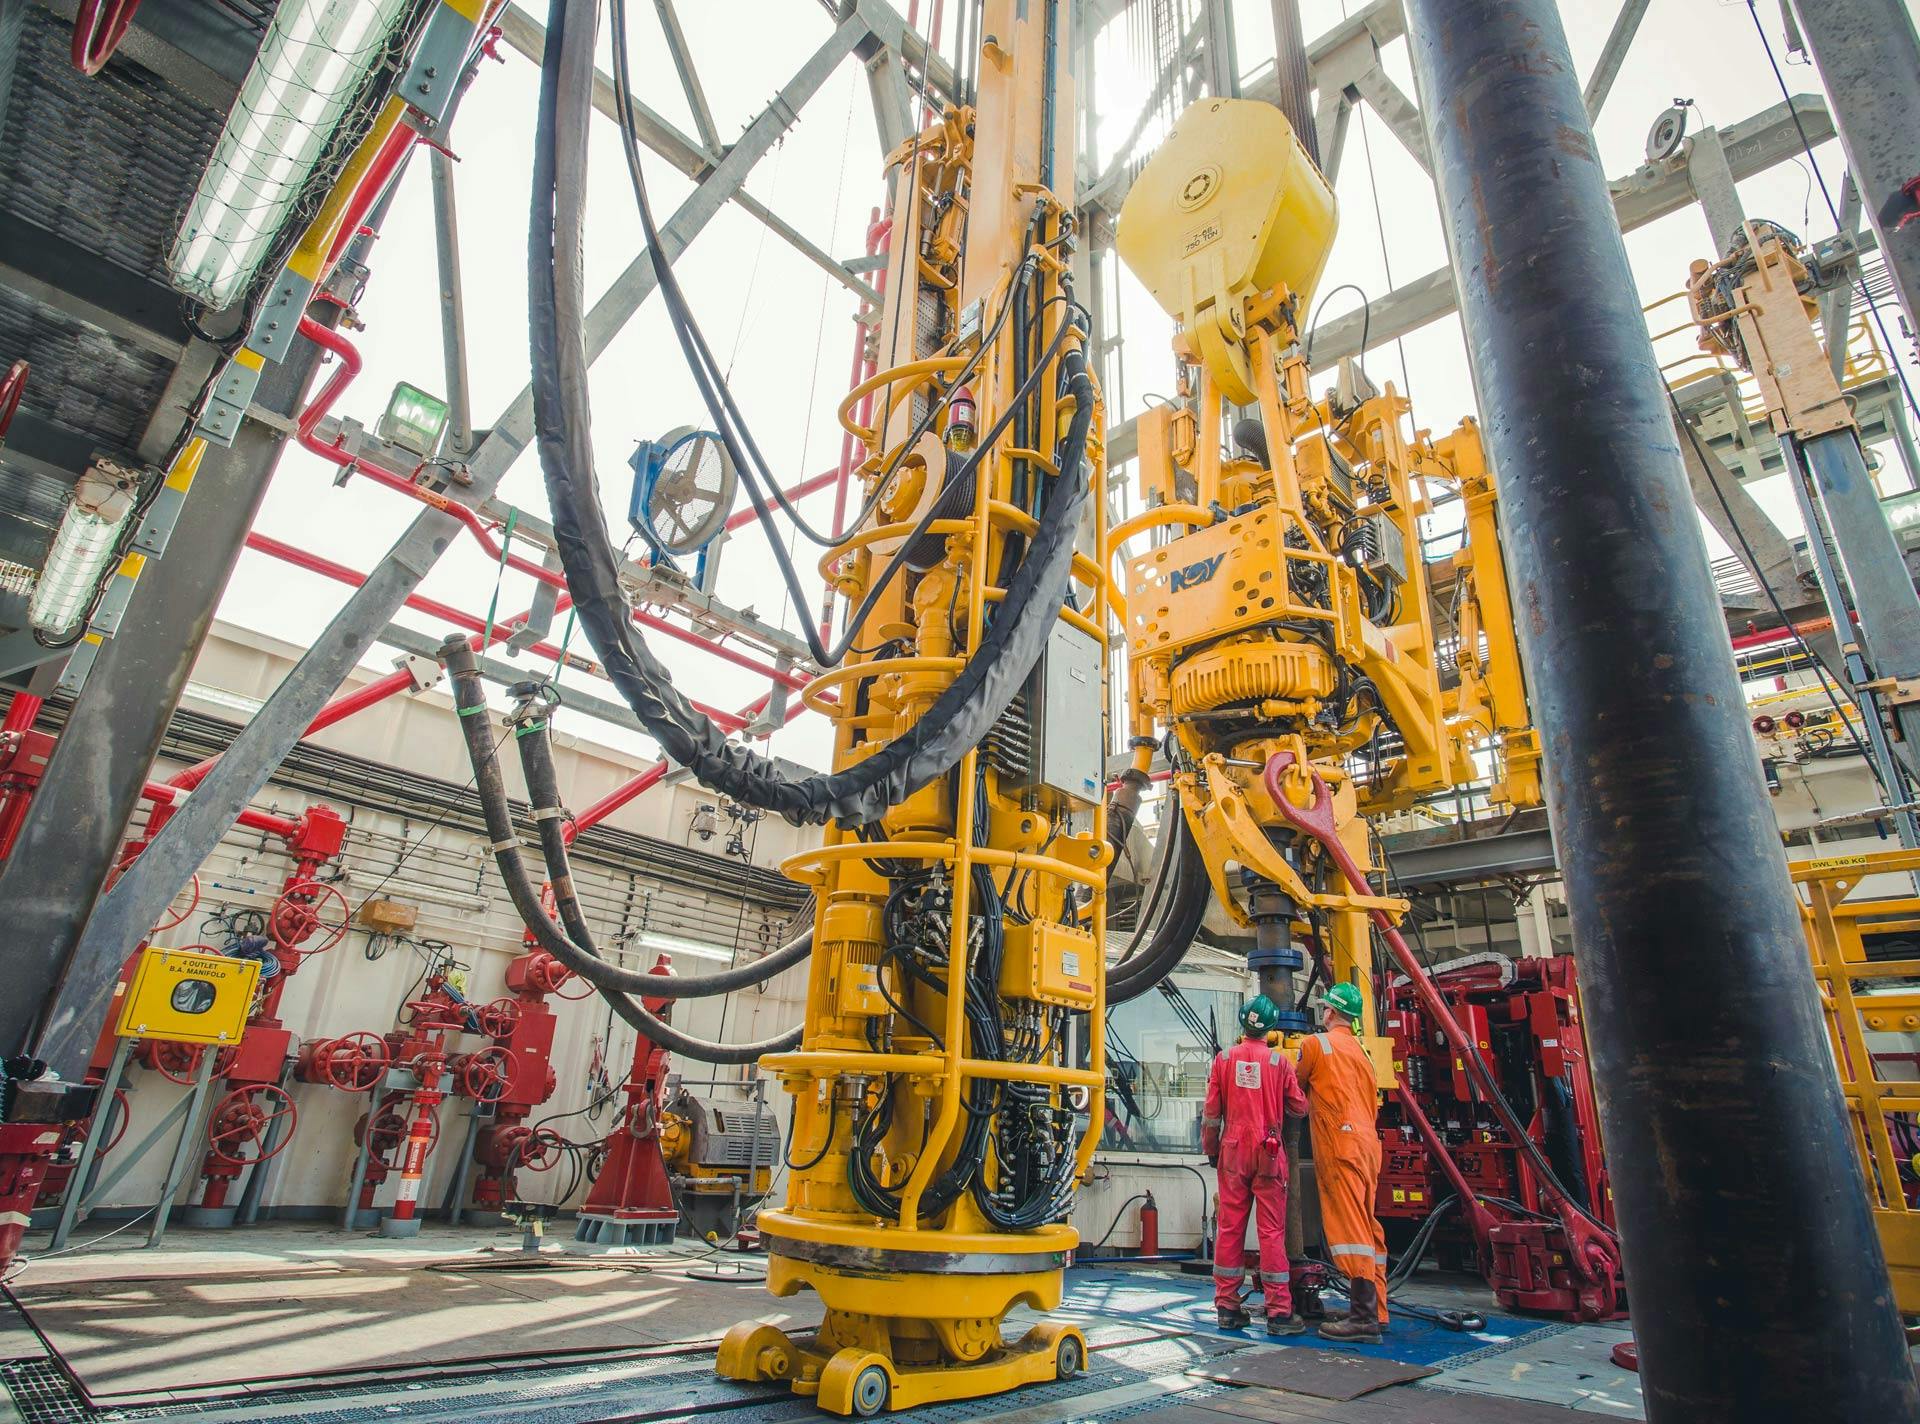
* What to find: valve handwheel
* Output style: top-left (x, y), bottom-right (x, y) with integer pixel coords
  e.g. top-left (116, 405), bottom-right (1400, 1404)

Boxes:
top-left (207, 1084), bottom-right (297, 1165)
top-left (478, 997), bottom-right (522, 1039)
top-left (151, 874), bottom-right (201, 934)
top-left (502, 1124), bottom-right (566, 1172)
top-left (360, 1096), bottom-right (441, 1158)
top-left (90, 1086), bottom-right (131, 1155)
top-left (459, 1046), bottom-right (515, 1103)
top-left (319, 1031), bottom-right (391, 1091)
top-left (140, 1039), bottom-right (205, 1085)
top-left (270, 879), bottom-right (349, 953)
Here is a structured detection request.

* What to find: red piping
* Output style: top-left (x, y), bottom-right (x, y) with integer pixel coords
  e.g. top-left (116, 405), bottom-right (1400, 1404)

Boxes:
top-left (293, 318), bottom-right (815, 697)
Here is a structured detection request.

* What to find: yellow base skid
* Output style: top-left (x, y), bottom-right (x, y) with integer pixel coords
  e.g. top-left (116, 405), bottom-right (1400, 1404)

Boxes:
top-left (717, 1318), bottom-right (1085, 1418)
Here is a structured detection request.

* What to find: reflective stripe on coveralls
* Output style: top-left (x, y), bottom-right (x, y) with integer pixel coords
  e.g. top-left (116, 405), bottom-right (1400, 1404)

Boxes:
top-left (1203, 1038), bottom-right (1306, 1318)
top-left (1298, 1021), bottom-right (1388, 1324)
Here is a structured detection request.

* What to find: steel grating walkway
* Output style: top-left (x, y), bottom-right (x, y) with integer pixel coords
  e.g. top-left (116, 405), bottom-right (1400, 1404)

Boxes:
top-left (0, 1331), bottom-right (1245, 1424)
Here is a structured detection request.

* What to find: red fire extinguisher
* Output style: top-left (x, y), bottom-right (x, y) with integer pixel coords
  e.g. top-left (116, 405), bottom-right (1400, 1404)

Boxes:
top-left (1138, 1190), bottom-right (1159, 1257)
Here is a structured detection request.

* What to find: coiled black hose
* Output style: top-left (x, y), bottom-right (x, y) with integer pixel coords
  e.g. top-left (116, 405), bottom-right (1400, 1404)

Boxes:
top-left (1108, 809), bottom-right (1211, 1003)
top-left (508, 697), bottom-right (813, 999)
top-left (441, 639), bottom-right (797, 1065)
top-left (531, 0), bottom-right (1097, 828)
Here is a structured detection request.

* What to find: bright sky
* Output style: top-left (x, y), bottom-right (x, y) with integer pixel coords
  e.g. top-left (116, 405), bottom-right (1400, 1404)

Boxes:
top-left (213, 0), bottom-right (1919, 775)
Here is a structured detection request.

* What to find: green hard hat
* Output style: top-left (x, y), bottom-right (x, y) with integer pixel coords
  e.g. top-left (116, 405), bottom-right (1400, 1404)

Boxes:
top-left (1320, 982), bottom-right (1365, 1021)
top-left (1240, 995), bottom-right (1282, 1035)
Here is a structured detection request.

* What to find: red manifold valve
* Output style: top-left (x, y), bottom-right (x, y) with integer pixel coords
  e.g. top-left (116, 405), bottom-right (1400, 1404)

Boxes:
top-left (453, 1046), bottom-right (515, 1103)
top-left (507, 950), bottom-right (574, 997)
top-left (490, 1124), bottom-right (566, 1173)
top-left (270, 878), bottom-right (350, 953)
top-left (478, 997), bottom-right (522, 1038)
top-left (205, 1084), bottom-right (298, 1169)
top-left (297, 1031), bottom-right (393, 1091)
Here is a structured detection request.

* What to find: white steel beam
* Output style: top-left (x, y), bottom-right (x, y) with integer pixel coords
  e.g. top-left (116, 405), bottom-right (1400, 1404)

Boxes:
top-left (652, 0), bottom-right (722, 155)
top-left (1583, 0), bottom-right (1653, 121)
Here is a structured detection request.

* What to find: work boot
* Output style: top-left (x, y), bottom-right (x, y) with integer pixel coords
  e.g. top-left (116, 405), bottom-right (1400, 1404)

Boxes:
top-left (1317, 1278), bottom-right (1386, 1341)
top-left (1216, 1306), bottom-right (1252, 1331)
top-left (1266, 1314), bottom-right (1307, 1337)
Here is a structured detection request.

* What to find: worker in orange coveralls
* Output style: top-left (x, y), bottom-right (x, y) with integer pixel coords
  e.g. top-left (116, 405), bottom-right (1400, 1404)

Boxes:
top-left (1296, 980), bottom-right (1388, 1339)
top-left (1202, 994), bottom-right (1309, 1335)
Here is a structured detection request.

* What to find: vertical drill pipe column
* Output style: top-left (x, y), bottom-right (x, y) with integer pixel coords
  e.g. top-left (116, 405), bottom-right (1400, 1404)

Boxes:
top-left (1796, 426), bottom-right (1920, 753)
top-left (1778, 435), bottom-right (1920, 851)
top-left (1788, 0), bottom-right (1920, 340)
top-left (1403, 3), bottom-right (1917, 1419)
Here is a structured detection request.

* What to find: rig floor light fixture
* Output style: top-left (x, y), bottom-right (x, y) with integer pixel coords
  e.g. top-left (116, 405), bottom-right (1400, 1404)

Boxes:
top-left (167, 0), bottom-right (414, 309)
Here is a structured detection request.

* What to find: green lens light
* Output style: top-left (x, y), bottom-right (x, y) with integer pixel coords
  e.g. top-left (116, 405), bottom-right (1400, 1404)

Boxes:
top-left (378, 382), bottom-right (451, 457)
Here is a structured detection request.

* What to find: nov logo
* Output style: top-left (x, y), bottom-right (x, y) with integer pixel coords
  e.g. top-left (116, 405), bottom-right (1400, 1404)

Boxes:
top-left (1168, 553), bottom-right (1225, 593)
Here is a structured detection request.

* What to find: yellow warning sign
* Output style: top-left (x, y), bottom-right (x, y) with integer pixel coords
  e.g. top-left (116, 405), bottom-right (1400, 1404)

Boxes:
top-left (115, 947), bottom-right (259, 1045)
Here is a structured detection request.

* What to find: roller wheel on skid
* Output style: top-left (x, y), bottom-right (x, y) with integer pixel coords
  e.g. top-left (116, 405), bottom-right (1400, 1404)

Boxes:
top-left (850, 1364), bottom-right (890, 1419)
top-left (1056, 1334), bottom-right (1083, 1380)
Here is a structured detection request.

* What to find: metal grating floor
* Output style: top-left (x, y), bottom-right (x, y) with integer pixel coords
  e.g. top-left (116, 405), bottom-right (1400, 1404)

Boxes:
top-left (0, 1337), bottom-right (1242, 1424)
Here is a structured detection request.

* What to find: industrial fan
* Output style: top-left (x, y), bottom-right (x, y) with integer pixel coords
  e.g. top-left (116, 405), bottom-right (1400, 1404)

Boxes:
top-left (627, 427), bottom-right (737, 569)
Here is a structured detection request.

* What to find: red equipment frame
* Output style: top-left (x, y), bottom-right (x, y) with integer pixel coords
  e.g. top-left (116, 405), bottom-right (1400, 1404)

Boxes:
top-left (576, 957), bottom-right (679, 1238)
top-left (1378, 952), bottom-right (1618, 1319)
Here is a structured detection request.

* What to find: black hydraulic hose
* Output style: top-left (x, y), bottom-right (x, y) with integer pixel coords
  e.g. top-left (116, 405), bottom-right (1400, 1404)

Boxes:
top-left (441, 639), bottom-right (797, 1064)
top-left (509, 700), bottom-right (816, 999)
top-left (1104, 762), bottom-right (1149, 886)
top-left (532, 0), bottom-right (1098, 827)
top-left (1109, 812), bottom-right (1211, 1003)
top-left (1110, 788), bottom-right (1183, 965)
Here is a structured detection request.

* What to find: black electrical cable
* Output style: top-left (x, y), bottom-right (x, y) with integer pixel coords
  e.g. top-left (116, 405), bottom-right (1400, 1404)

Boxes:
top-left (609, 0), bottom-right (1075, 669)
top-left (1084, 1193), bottom-right (1149, 1253)
top-left (1303, 283), bottom-right (1371, 370)
top-left (1086, 1159), bottom-right (1214, 1251)
top-left (1108, 809), bottom-right (1212, 1003)
top-left (782, 1091), bottom-right (837, 1172)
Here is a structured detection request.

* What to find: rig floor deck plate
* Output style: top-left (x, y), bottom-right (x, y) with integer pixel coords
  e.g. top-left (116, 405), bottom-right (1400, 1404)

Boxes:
top-left (0, 1225), bottom-right (1656, 1422)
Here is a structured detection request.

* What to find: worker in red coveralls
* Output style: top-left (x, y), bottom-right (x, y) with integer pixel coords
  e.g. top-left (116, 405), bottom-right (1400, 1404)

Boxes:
top-left (1202, 994), bottom-right (1308, 1335)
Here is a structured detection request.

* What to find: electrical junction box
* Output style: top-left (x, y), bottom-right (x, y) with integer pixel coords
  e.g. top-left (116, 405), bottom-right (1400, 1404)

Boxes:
top-left (1013, 620), bottom-right (1104, 809)
top-left (1358, 514), bottom-right (1408, 585)
top-left (358, 898), bottom-right (418, 934)
top-left (1001, 921), bottom-right (1097, 1008)
top-left (115, 947), bottom-right (259, 1046)
top-left (835, 953), bottom-right (888, 1018)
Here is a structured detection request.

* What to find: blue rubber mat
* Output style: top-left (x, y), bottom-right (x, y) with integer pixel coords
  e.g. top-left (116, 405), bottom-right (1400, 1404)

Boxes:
top-left (1061, 1268), bottom-right (1561, 1369)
